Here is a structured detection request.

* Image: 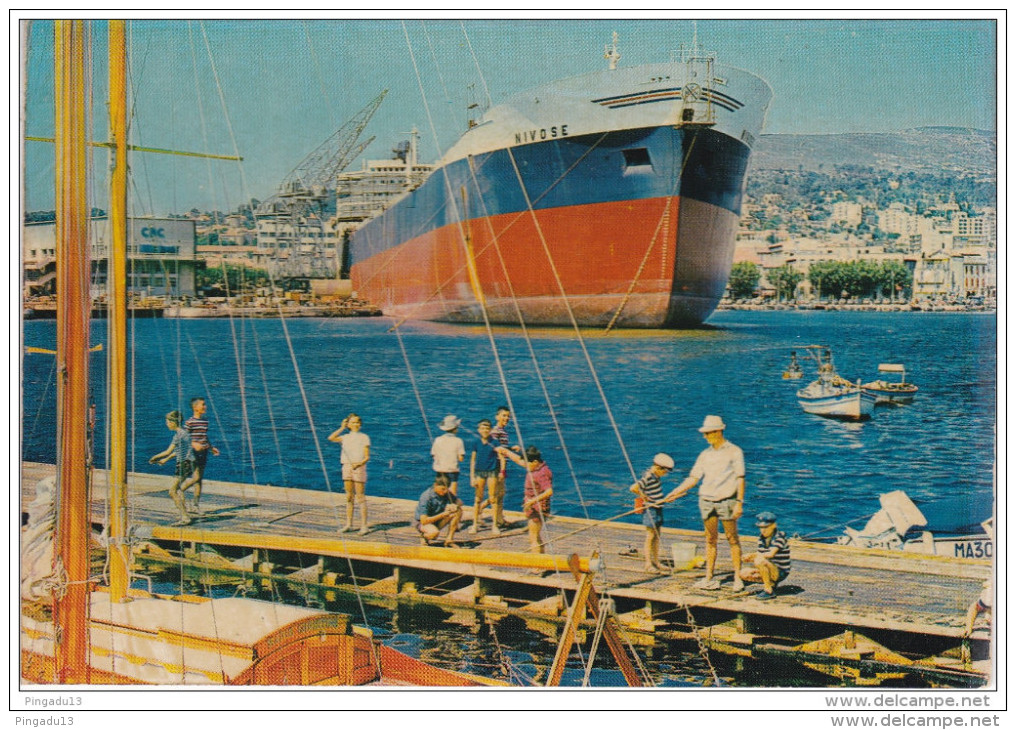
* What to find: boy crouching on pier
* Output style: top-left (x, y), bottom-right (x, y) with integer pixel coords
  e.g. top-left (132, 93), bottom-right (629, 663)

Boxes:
top-left (739, 510), bottom-right (791, 600)
top-left (415, 474), bottom-right (464, 547)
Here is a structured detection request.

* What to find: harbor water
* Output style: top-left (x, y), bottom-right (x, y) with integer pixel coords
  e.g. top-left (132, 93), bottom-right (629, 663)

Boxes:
top-left (21, 310), bottom-right (997, 685)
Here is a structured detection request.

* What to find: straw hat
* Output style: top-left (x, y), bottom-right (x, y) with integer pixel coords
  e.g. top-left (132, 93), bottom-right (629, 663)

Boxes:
top-left (698, 415), bottom-right (726, 433)
top-left (438, 415), bottom-right (461, 432)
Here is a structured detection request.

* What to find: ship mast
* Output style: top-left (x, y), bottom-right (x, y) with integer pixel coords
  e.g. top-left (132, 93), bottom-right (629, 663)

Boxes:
top-left (53, 18), bottom-right (91, 683)
top-left (107, 19), bottom-right (130, 602)
top-left (604, 31), bottom-right (621, 70)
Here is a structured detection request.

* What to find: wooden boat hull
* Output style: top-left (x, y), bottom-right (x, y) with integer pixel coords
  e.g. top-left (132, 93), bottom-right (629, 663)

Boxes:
top-left (862, 382), bottom-right (919, 405)
top-left (21, 591), bottom-right (494, 686)
top-left (797, 388), bottom-right (876, 420)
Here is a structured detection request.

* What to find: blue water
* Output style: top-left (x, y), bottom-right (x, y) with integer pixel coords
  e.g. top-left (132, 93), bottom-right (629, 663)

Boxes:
top-left (22, 311), bottom-right (996, 539)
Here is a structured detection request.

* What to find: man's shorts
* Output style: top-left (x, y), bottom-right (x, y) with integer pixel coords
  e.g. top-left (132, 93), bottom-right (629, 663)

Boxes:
top-left (474, 469), bottom-right (498, 480)
top-left (698, 496), bottom-right (740, 521)
top-left (342, 463), bottom-right (367, 483)
top-left (435, 470), bottom-right (460, 482)
top-left (175, 459), bottom-right (194, 479)
top-left (642, 506), bottom-right (664, 529)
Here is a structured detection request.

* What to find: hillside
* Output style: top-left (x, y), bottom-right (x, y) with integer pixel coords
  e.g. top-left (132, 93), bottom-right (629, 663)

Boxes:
top-left (750, 127), bottom-right (996, 179)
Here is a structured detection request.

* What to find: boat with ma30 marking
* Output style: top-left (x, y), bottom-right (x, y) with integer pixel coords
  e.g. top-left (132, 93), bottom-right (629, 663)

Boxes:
top-left (349, 33), bottom-right (772, 328)
top-left (836, 490), bottom-right (993, 559)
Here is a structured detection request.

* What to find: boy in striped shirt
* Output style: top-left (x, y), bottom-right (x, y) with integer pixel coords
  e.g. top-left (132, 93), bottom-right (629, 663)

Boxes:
top-left (740, 511), bottom-right (791, 600)
top-left (179, 396), bottom-right (219, 516)
top-left (629, 453), bottom-right (675, 573)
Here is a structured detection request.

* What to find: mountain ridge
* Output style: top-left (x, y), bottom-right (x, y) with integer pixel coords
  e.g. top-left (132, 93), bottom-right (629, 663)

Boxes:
top-left (750, 127), bottom-right (996, 178)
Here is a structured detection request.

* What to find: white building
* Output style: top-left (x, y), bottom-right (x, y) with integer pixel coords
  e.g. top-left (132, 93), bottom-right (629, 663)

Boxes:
top-left (23, 217), bottom-right (197, 297)
top-left (879, 203), bottom-right (919, 237)
top-left (831, 201), bottom-right (863, 227)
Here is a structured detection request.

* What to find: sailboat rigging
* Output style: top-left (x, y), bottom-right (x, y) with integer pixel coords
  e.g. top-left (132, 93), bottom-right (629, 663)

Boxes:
top-left (22, 20), bottom-right (721, 688)
top-left (20, 18), bottom-right (502, 687)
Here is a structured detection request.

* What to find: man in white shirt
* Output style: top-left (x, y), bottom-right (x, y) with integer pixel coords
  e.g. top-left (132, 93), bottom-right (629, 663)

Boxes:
top-left (431, 415), bottom-right (466, 496)
top-left (666, 415), bottom-right (746, 591)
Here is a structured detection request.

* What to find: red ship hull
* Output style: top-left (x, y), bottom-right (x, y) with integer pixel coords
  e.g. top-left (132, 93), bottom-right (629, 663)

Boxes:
top-left (351, 195), bottom-right (739, 328)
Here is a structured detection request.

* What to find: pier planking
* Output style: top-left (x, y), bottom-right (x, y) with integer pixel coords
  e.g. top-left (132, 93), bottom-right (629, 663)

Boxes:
top-left (21, 461), bottom-right (988, 645)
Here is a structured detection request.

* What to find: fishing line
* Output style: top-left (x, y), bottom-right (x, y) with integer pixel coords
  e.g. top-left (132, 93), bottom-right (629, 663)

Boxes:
top-left (505, 147), bottom-right (638, 486)
top-left (248, 320), bottom-right (288, 485)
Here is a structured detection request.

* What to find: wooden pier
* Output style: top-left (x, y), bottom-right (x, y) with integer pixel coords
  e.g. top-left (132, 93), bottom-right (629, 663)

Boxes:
top-left (21, 462), bottom-right (992, 687)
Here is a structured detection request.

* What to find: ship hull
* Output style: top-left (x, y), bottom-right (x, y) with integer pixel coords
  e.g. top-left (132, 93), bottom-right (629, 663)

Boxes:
top-left (353, 193), bottom-right (739, 328)
top-left (349, 62), bottom-right (770, 328)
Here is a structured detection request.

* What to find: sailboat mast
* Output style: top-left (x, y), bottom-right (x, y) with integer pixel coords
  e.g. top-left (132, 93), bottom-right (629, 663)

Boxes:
top-left (107, 19), bottom-right (130, 602)
top-left (53, 18), bottom-right (91, 683)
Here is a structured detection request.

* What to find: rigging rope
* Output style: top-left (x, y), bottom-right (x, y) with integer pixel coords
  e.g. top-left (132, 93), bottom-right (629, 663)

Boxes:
top-left (581, 597), bottom-right (611, 686)
top-left (196, 20), bottom-right (377, 647)
top-left (393, 324), bottom-right (433, 443)
top-left (248, 321), bottom-right (289, 485)
top-left (603, 131), bottom-right (698, 332)
top-left (505, 148), bottom-right (638, 486)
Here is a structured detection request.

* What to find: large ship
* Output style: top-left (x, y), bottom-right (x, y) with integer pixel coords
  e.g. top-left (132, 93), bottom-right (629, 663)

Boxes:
top-left (347, 36), bottom-right (772, 328)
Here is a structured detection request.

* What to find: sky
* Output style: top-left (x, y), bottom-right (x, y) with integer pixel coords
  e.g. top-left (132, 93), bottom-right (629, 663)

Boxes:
top-left (16, 15), bottom-right (999, 216)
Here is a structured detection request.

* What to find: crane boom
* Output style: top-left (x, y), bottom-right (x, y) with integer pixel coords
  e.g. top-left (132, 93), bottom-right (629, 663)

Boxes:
top-left (281, 89), bottom-right (388, 192)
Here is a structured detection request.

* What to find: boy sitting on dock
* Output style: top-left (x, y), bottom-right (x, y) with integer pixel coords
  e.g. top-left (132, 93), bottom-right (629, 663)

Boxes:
top-left (739, 511), bottom-right (791, 600)
top-left (328, 413), bottom-right (371, 535)
top-left (148, 410), bottom-right (195, 525)
top-left (415, 474), bottom-right (463, 547)
top-left (629, 453), bottom-right (675, 573)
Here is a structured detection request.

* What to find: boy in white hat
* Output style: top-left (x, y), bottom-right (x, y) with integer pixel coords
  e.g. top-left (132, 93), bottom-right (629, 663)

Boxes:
top-left (629, 453), bottom-right (675, 573)
top-left (431, 415), bottom-right (465, 496)
top-left (665, 415), bottom-right (746, 591)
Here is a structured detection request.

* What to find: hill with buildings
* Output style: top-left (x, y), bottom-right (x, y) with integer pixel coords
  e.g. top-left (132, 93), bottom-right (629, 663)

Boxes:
top-left (750, 127), bottom-right (995, 178)
top-left (735, 128), bottom-right (996, 304)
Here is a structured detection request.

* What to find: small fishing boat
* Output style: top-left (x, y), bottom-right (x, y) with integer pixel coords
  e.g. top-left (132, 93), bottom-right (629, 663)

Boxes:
top-left (796, 346), bottom-right (875, 420)
top-left (782, 350), bottom-right (803, 379)
top-left (862, 363), bottom-right (919, 405)
top-left (835, 490), bottom-right (993, 559)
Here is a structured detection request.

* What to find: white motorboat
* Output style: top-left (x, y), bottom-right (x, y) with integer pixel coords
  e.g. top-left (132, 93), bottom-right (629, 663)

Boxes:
top-left (836, 490), bottom-right (993, 559)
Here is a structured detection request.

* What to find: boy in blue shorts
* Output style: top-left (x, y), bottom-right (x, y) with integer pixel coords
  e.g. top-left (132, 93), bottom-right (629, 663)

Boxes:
top-left (149, 410), bottom-right (195, 525)
top-left (630, 453), bottom-right (675, 573)
top-left (468, 419), bottom-right (502, 534)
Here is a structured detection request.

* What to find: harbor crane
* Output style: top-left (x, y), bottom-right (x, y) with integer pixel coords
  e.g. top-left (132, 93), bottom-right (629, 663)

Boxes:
top-left (255, 89), bottom-right (388, 279)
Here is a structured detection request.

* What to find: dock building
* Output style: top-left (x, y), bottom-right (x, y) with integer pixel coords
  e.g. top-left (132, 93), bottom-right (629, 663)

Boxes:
top-left (23, 216), bottom-right (197, 298)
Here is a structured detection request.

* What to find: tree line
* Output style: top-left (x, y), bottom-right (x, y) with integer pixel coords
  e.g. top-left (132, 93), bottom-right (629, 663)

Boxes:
top-left (728, 260), bottom-right (913, 301)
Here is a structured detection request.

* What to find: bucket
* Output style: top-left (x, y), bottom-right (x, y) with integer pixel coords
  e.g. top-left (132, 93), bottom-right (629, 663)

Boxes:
top-left (671, 542), bottom-right (698, 571)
